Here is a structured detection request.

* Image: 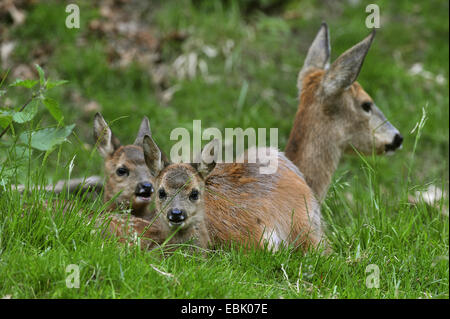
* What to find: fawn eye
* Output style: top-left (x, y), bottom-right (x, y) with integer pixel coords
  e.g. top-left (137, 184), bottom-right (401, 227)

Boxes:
top-left (158, 189), bottom-right (167, 200)
top-left (361, 101), bottom-right (372, 113)
top-left (189, 189), bottom-right (199, 201)
top-left (116, 166), bottom-right (129, 177)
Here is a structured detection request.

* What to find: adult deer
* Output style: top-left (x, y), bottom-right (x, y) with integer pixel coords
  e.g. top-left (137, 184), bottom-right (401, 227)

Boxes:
top-left (285, 23), bottom-right (403, 202)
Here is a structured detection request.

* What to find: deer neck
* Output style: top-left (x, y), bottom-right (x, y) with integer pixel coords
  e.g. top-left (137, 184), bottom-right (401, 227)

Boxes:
top-left (285, 108), bottom-right (342, 203)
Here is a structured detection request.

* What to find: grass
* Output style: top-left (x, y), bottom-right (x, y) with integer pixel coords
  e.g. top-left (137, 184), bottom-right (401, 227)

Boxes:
top-left (0, 0), bottom-right (448, 298)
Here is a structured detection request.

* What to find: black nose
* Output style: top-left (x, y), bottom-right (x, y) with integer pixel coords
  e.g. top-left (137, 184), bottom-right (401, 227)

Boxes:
top-left (167, 208), bottom-right (186, 224)
top-left (135, 182), bottom-right (153, 198)
top-left (385, 134), bottom-right (403, 152)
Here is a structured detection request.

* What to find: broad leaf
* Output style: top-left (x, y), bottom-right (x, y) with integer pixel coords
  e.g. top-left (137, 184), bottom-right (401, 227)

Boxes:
top-left (41, 97), bottom-right (63, 123)
top-left (46, 80), bottom-right (69, 90)
top-left (19, 124), bottom-right (75, 151)
top-left (0, 111), bottom-right (13, 129)
top-left (12, 100), bottom-right (39, 123)
top-left (9, 79), bottom-right (39, 89)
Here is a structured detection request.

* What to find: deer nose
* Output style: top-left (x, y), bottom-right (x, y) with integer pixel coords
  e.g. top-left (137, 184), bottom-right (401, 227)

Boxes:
top-left (135, 182), bottom-right (153, 198)
top-left (385, 133), bottom-right (403, 152)
top-left (167, 208), bottom-right (186, 224)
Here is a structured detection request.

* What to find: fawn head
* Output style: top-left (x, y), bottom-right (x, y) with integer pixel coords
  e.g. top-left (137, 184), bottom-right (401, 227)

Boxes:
top-left (93, 113), bottom-right (154, 216)
top-left (296, 23), bottom-right (402, 155)
top-left (143, 134), bottom-right (217, 231)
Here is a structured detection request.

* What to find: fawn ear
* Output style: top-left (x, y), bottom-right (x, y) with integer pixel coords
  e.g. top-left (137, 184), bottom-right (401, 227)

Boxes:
top-left (143, 135), bottom-right (167, 177)
top-left (93, 112), bottom-right (121, 157)
top-left (134, 116), bottom-right (151, 146)
top-left (298, 22), bottom-right (331, 93)
top-left (322, 30), bottom-right (375, 97)
top-left (195, 138), bottom-right (219, 179)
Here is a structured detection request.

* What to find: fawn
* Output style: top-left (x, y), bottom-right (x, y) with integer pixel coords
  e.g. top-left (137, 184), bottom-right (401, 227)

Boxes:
top-left (93, 112), bottom-right (157, 219)
top-left (143, 134), bottom-right (210, 249)
top-left (285, 23), bottom-right (403, 202)
top-left (142, 133), bottom-right (323, 252)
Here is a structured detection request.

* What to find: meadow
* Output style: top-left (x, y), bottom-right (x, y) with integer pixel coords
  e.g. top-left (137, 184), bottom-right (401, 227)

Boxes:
top-left (0, 0), bottom-right (448, 298)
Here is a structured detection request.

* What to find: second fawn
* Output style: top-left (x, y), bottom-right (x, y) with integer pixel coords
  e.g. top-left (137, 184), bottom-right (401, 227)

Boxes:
top-left (285, 23), bottom-right (403, 202)
top-left (142, 132), bottom-right (324, 252)
top-left (93, 113), bottom-right (157, 219)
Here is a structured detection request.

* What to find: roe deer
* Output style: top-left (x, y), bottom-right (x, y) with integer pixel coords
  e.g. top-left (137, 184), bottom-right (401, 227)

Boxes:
top-left (143, 133), bottom-right (211, 249)
top-left (142, 132), bottom-right (323, 252)
top-left (285, 23), bottom-right (403, 202)
top-left (93, 112), bottom-right (157, 218)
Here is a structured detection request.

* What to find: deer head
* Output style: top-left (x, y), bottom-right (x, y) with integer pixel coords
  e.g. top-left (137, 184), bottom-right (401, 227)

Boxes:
top-left (297, 23), bottom-right (403, 154)
top-left (93, 113), bottom-right (154, 217)
top-left (286, 23), bottom-right (403, 201)
top-left (143, 135), bottom-right (217, 232)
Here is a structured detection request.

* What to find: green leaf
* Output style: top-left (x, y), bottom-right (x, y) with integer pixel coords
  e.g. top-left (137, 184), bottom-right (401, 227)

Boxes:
top-left (19, 124), bottom-right (75, 151)
top-left (9, 79), bottom-right (39, 89)
top-left (35, 64), bottom-right (45, 87)
top-left (0, 110), bottom-right (13, 129)
top-left (41, 97), bottom-right (63, 123)
top-left (12, 100), bottom-right (39, 123)
top-left (46, 79), bottom-right (69, 90)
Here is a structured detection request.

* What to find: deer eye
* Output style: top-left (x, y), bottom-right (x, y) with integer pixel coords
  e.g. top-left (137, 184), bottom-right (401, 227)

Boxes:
top-left (189, 189), bottom-right (199, 201)
top-left (116, 166), bottom-right (129, 177)
top-left (361, 101), bottom-right (372, 113)
top-left (158, 189), bottom-right (167, 200)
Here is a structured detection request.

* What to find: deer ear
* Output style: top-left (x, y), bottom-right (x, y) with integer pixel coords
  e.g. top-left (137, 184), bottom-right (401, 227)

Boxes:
top-left (143, 135), bottom-right (167, 177)
top-left (322, 30), bottom-right (375, 97)
top-left (298, 22), bottom-right (331, 93)
top-left (195, 138), bottom-right (219, 179)
top-left (93, 112), bottom-right (121, 157)
top-left (134, 116), bottom-right (151, 146)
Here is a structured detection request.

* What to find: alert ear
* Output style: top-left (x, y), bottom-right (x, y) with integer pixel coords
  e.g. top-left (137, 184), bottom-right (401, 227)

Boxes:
top-left (143, 135), bottom-right (170, 177)
top-left (134, 116), bottom-right (151, 146)
top-left (298, 22), bottom-right (331, 93)
top-left (93, 112), bottom-right (121, 157)
top-left (194, 138), bottom-right (219, 179)
top-left (322, 30), bottom-right (375, 97)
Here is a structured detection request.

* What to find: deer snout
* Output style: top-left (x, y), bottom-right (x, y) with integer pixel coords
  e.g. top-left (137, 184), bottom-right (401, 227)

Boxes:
top-left (385, 133), bottom-right (403, 153)
top-left (167, 208), bottom-right (187, 225)
top-left (135, 182), bottom-right (154, 198)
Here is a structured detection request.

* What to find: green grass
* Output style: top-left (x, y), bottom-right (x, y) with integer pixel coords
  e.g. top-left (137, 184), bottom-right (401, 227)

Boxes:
top-left (0, 0), bottom-right (448, 298)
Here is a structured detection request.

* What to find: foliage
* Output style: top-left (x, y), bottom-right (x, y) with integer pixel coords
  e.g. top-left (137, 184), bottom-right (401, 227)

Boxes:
top-left (0, 64), bottom-right (74, 184)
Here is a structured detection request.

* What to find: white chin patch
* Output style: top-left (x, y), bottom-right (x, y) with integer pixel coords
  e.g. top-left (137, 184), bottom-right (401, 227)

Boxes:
top-left (385, 150), bottom-right (396, 156)
top-left (169, 221), bottom-right (185, 229)
top-left (135, 196), bottom-right (151, 204)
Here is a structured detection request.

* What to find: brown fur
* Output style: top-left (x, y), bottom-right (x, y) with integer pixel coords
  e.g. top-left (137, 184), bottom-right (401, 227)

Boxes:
top-left (106, 214), bottom-right (164, 249)
top-left (204, 151), bottom-right (322, 251)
